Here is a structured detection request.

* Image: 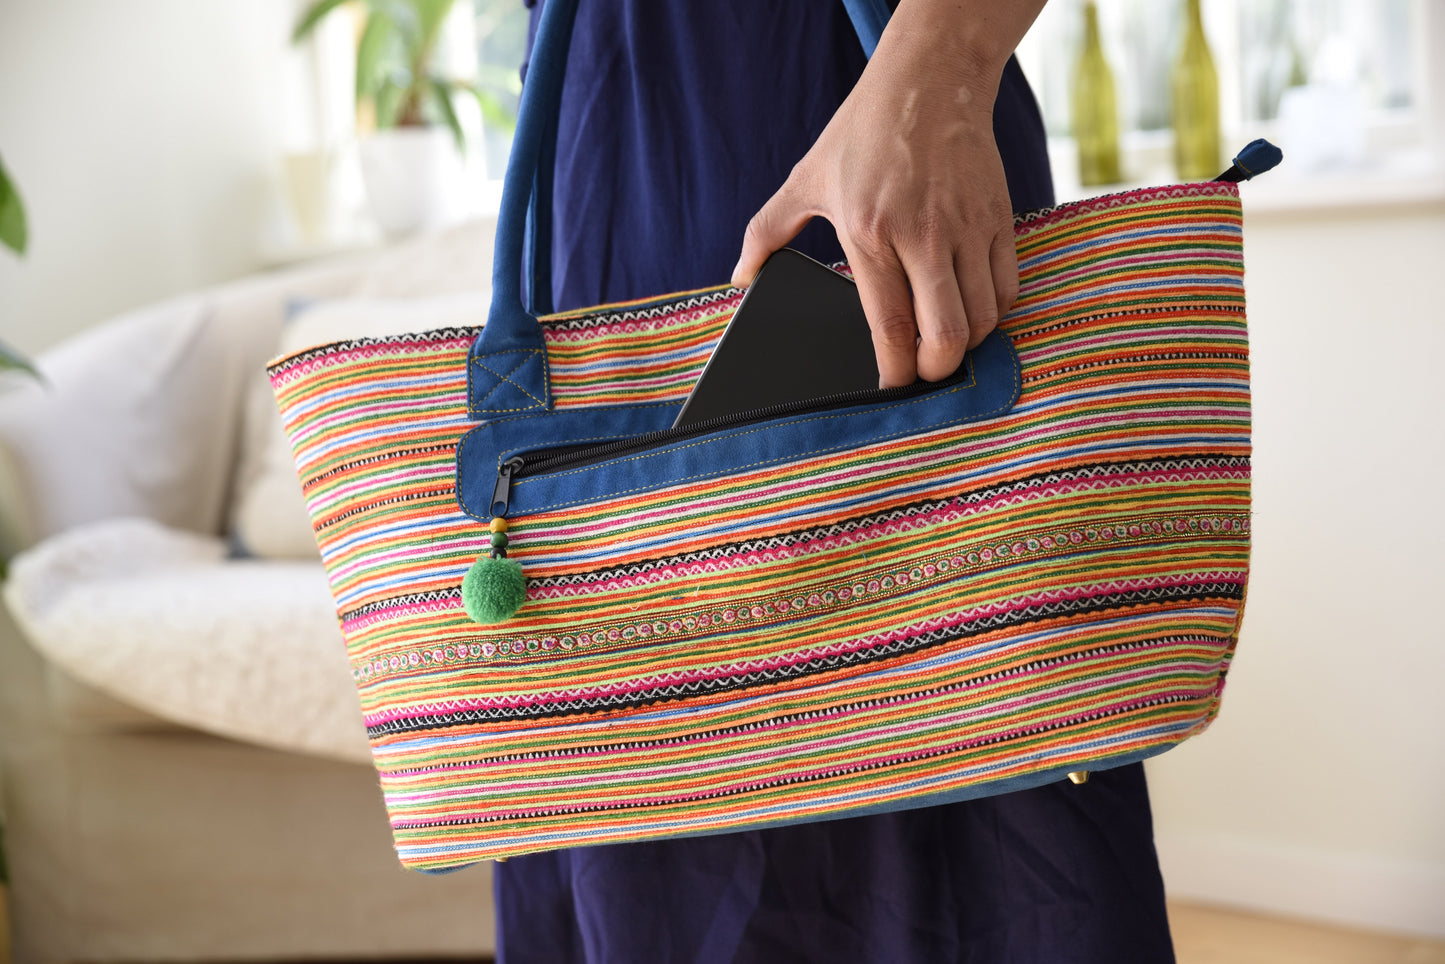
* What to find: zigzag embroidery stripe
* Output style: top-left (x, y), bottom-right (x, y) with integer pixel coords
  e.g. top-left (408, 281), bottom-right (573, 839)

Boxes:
top-left (268, 326), bottom-right (478, 374)
top-left (539, 286), bottom-right (740, 332)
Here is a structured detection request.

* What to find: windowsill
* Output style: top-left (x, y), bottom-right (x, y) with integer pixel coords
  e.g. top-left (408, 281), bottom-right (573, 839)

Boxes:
top-left (257, 234), bottom-right (385, 270)
top-left (258, 179), bottom-right (507, 270)
top-left (1046, 139), bottom-right (1445, 218)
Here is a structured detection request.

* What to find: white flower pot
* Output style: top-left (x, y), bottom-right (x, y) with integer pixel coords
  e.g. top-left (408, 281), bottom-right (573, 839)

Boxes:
top-left (357, 127), bottom-right (463, 237)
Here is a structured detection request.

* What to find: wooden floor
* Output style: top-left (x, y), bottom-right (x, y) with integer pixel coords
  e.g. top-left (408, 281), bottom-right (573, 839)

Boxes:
top-left (1169, 902), bottom-right (1445, 964)
top-left (4, 895), bottom-right (1444, 963)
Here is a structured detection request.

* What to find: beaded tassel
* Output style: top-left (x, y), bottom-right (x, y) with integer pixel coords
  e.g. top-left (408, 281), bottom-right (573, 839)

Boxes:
top-left (461, 517), bottom-right (526, 624)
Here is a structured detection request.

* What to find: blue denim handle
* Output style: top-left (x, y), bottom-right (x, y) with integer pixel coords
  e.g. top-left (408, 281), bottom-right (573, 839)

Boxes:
top-left (468, 0), bottom-right (893, 416)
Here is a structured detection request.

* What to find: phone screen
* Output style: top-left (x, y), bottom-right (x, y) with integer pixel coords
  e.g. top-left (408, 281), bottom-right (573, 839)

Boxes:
top-left (673, 248), bottom-right (879, 428)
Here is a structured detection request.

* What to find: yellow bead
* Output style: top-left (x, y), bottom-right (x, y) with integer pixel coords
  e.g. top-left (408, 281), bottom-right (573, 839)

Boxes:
top-left (489, 517), bottom-right (509, 534)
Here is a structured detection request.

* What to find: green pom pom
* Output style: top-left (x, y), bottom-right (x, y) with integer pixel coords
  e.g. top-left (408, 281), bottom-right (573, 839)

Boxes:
top-left (461, 553), bottom-right (527, 624)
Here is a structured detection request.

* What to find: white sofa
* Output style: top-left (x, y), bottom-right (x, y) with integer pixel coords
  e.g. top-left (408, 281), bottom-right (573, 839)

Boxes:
top-left (0, 220), bottom-right (502, 963)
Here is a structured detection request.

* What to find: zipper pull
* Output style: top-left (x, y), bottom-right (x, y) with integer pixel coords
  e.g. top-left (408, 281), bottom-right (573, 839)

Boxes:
top-left (491, 456), bottom-right (524, 517)
top-left (1214, 138), bottom-right (1283, 183)
top-left (461, 458), bottom-right (528, 626)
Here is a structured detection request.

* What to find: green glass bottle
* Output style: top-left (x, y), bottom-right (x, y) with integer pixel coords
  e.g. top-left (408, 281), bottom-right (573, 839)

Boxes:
top-left (1171, 0), bottom-right (1222, 180)
top-left (1071, 1), bottom-right (1122, 186)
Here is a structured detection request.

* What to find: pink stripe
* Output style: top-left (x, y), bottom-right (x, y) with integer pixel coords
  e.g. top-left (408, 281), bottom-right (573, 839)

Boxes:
top-left (1016, 184), bottom-right (1236, 235)
top-left (303, 397), bottom-right (454, 437)
top-left (269, 337), bottom-right (473, 386)
top-left (1033, 327), bottom-right (1248, 356)
top-left (544, 301), bottom-right (739, 342)
top-left (554, 375), bottom-right (697, 397)
top-left (344, 598), bottom-right (456, 632)
top-left (536, 448), bottom-right (951, 541)
top-left (1026, 329), bottom-right (1249, 360)
top-left (318, 466), bottom-right (450, 503)
top-left (1032, 243), bottom-right (1243, 289)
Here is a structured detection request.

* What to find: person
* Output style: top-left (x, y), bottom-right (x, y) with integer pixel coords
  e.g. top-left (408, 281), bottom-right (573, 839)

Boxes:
top-left (496, 1), bottom-right (1177, 961)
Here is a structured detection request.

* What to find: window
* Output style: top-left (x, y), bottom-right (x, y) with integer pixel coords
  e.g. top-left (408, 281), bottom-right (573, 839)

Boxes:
top-left (471, 0), bottom-right (528, 180)
top-left (1014, 0), bottom-right (1439, 204)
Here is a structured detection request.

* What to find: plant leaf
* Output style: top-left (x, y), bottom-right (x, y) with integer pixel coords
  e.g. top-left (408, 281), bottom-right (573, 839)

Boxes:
top-left (414, 0), bottom-right (457, 48)
top-left (355, 10), bottom-right (402, 103)
top-left (369, 0), bottom-right (420, 45)
top-left (374, 79), bottom-right (406, 129)
top-left (413, 0), bottom-right (456, 58)
top-left (0, 336), bottom-right (40, 380)
top-left (455, 82), bottom-right (517, 135)
top-left (291, 0), bottom-right (354, 43)
top-left (475, 62), bottom-right (523, 97)
top-left (0, 153), bottom-right (28, 257)
top-left (429, 77), bottom-right (466, 152)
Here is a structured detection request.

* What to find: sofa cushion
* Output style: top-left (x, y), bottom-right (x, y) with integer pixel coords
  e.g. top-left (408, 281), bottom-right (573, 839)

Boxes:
top-left (230, 291), bottom-right (490, 560)
top-left (0, 295), bottom-right (228, 543)
top-left (3, 516), bottom-right (371, 763)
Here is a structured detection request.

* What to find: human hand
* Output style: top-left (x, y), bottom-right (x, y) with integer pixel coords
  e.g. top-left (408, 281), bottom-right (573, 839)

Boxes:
top-left (731, 0), bottom-right (1044, 388)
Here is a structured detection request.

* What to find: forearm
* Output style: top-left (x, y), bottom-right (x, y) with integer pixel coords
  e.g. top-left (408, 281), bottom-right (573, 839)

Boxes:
top-left (874, 0), bottom-right (1050, 106)
top-left (735, 0), bottom-right (1049, 386)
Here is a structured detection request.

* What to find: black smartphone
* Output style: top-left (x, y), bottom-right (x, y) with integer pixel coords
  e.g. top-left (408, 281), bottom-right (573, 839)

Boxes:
top-left (673, 248), bottom-right (879, 429)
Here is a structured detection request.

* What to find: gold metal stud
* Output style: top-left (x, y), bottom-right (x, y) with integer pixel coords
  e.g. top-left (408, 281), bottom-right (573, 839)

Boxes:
top-left (1067, 770), bottom-right (1090, 785)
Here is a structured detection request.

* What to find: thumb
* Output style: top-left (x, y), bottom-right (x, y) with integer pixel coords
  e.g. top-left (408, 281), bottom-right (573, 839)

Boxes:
top-left (732, 173), bottom-right (817, 288)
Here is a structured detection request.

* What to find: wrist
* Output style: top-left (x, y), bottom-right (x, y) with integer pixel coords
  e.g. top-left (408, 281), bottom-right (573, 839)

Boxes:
top-left (879, 0), bottom-right (1042, 106)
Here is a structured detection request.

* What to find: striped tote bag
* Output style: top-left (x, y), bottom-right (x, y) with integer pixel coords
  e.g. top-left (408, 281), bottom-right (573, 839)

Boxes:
top-left (269, 0), bottom-right (1260, 871)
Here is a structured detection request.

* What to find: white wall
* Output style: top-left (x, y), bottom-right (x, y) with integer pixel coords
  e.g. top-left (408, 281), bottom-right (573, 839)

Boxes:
top-left (0, 0), bottom-right (297, 357)
top-left (1147, 199), bottom-right (1445, 938)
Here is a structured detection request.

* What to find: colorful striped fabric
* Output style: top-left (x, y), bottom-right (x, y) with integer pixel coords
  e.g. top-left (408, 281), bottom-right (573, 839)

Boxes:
top-left (269, 182), bottom-right (1250, 871)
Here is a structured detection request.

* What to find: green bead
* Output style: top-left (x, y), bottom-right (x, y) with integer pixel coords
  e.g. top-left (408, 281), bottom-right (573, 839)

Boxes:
top-left (490, 531), bottom-right (510, 549)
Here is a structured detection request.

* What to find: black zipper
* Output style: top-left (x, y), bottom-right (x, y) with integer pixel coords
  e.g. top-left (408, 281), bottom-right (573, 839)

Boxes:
top-left (489, 362), bottom-right (974, 516)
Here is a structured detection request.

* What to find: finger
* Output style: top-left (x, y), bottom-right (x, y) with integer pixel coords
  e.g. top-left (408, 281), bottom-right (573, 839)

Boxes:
top-left (732, 172), bottom-right (817, 289)
top-left (989, 229), bottom-right (1021, 331)
top-left (954, 229), bottom-right (1017, 352)
top-left (842, 240), bottom-right (919, 389)
top-left (950, 245), bottom-right (993, 353)
top-left (905, 248), bottom-right (971, 382)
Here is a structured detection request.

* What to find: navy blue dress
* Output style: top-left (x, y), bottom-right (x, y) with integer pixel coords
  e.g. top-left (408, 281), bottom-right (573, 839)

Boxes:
top-left (497, 3), bottom-right (1175, 962)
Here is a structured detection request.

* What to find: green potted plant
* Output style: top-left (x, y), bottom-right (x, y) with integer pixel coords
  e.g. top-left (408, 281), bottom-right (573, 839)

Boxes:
top-left (293, 0), bottom-right (514, 236)
top-left (0, 152), bottom-right (38, 380)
